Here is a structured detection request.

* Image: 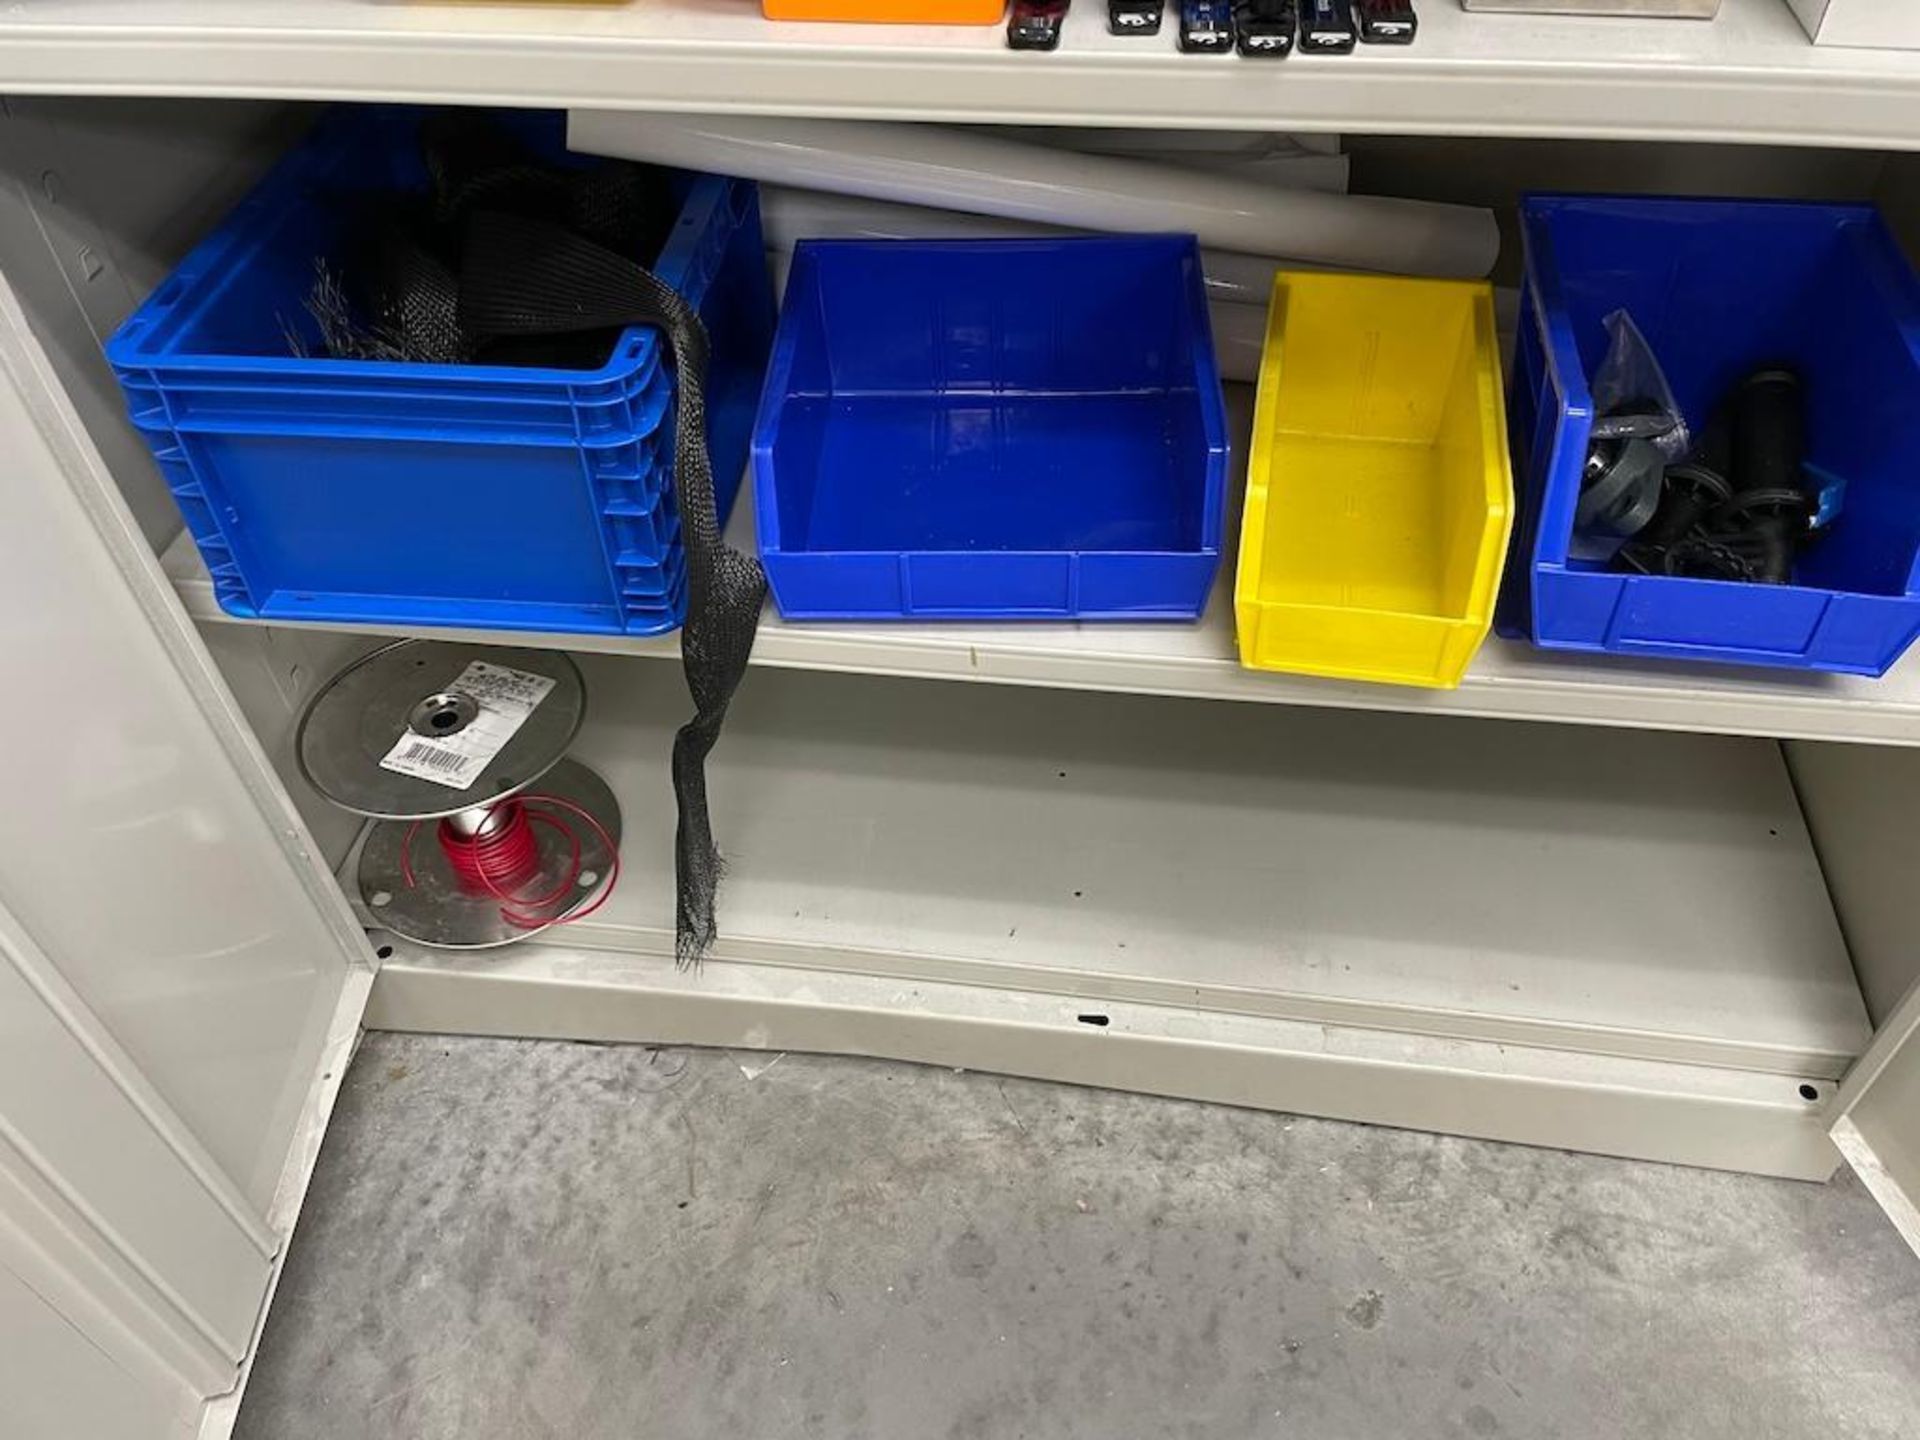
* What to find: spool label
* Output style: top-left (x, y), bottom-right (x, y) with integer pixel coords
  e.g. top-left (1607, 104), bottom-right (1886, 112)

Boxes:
top-left (379, 661), bottom-right (558, 791)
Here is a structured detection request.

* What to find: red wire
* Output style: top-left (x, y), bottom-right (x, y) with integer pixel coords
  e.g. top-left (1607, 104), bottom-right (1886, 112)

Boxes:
top-left (509, 793), bottom-right (622, 928)
top-left (440, 800), bottom-right (545, 895)
top-left (397, 792), bottom-right (620, 931)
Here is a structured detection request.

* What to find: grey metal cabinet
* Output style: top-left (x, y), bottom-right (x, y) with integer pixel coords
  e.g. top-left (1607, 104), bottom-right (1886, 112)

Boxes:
top-left (0, 84), bottom-right (1918, 1440)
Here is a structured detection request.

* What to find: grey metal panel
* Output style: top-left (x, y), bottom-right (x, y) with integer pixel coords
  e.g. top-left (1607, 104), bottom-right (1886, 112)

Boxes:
top-left (368, 943), bottom-right (1842, 1182)
top-left (1834, 979), bottom-right (1920, 1255)
top-left (537, 662), bottom-right (1867, 1078)
top-left (0, 259), bottom-right (369, 1433)
top-left (0, 1257), bottom-right (196, 1440)
top-left (1786, 742), bottom-right (1920, 1026)
top-left (0, 268), bottom-right (364, 1216)
top-left (0, 907), bottom-right (270, 1368)
top-left (194, 625), bottom-right (379, 875)
top-left (0, 97), bottom-right (303, 550)
top-left (0, 1), bottom-right (1919, 152)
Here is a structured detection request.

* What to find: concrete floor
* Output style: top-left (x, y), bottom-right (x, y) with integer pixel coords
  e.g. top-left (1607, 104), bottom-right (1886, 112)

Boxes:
top-left (236, 1034), bottom-right (1920, 1440)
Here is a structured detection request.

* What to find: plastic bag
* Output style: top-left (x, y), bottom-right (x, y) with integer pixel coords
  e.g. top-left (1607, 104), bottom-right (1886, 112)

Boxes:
top-left (1590, 309), bottom-right (1690, 462)
top-left (1572, 310), bottom-right (1690, 562)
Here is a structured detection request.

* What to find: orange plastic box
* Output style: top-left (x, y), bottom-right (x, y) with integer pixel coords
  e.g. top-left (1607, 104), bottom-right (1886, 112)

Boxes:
top-left (763, 0), bottom-right (1005, 21)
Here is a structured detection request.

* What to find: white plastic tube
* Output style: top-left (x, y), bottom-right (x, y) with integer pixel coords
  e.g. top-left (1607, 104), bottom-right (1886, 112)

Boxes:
top-left (570, 111), bottom-right (1499, 279)
top-left (1199, 300), bottom-right (1268, 389)
top-left (984, 126), bottom-right (1354, 193)
top-left (758, 186), bottom-right (1295, 307)
top-left (760, 185), bottom-right (1074, 253)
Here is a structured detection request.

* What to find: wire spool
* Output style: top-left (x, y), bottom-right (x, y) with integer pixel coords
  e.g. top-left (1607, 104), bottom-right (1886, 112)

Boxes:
top-left (297, 639), bottom-right (622, 949)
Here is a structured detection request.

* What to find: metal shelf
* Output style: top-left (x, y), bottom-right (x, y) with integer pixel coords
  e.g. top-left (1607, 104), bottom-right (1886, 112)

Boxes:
top-left (4, 0), bottom-right (1920, 149)
top-left (361, 660), bottom-right (1868, 1181)
top-left (546, 660), bottom-right (1870, 1074)
top-left (164, 519), bottom-right (1920, 749)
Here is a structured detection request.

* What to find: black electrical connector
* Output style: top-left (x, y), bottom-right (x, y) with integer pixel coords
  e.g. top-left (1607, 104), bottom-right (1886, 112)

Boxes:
top-left (1234, 0), bottom-right (1298, 55)
top-left (1109, 0), bottom-right (1164, 33)
top-left (1009, 0), bottom-right (1071, 50)
top-left (1299, 0), bottom-right (1356, 51)
top-left (1178, 0), bottom-right (1237, 51)
top-left (1355, 0), bottom-right (1416, 43)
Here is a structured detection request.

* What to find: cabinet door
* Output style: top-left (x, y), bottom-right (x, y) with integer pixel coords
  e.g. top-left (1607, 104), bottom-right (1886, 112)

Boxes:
top-left (0, 266), bottom-right (367, 1436)
top-left (1787, 742), bottom-right (1920, 1255)
top-left (1831, 982), bottom-right (1920, 1255)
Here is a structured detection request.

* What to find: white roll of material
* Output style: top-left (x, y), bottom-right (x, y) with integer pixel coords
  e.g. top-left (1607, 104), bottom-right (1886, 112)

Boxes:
top-left (570, 110), bottom-right (1499, 280)
top-left (757, 186), bottom-right (1301, 307)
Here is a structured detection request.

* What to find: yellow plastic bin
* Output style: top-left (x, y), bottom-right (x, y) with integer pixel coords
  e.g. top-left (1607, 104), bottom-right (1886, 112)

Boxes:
top-left (1234, 272), bottom-right (1512, 690)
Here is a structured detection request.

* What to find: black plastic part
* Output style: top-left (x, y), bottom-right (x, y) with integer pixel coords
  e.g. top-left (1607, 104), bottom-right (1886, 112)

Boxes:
top-left (1723, 369), bottom-right (1810, 583)
top-left (1694, 404), bottom-right (1734, 481)
top-left (1234, 0), bottom-right (1296, 55)
top-left (1356, 0), bottom-right (1416, 43)
top-left (1618, 462), bottom-right (1732, 571)
top-left (1732, 369), bottom-right (1807, 498)
top-left (1299, 0), bottom-right (1356, 50)
top-left (1109, 0), bottom-right (1163, 32)
top-left (1662, 532), bottom-right (1760, 583)
top-left (1009, 0), bottom-right (1069, 49)
top-left (1705, 488), bottom-right (1816, 585)
top-left (1614, 367), bottom-right (1818, 587)
top-left (1576, 436), bottom-right (1664, 544)
top-left (1178, 0), bottom-right (1236, 50)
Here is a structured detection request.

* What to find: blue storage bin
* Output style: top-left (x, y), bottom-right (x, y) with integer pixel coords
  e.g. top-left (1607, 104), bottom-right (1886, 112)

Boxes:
top-left (752, 236), bottom-right (1229, 620)
top-left (1506, 195), bottom-right (1920, 675)
top-left (108, 106), bottom-right (773, 636)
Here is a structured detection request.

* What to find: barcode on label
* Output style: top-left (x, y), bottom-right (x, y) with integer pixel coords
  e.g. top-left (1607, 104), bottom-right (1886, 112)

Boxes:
top-left (394, 742), bottom-right (467, 775)
top-left (378, 661), bottom-right (554, 790)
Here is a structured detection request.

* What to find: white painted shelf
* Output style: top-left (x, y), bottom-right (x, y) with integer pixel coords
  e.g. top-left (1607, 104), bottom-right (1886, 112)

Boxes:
top-left (355, 662), bottom-right (1871, 1082)
top-left (5, 0), bottom-right (1920, 149)
top-left (164, 519), bottom-right (1920, 749)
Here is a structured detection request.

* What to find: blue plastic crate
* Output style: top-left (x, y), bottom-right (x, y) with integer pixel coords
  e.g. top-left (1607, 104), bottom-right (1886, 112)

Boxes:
top-left (107, 107), bottom-right (772, 636)
top-left (752, 236), bottom-right (1229, 620)
top-left (1504, 195), bottom-right (1920, 675)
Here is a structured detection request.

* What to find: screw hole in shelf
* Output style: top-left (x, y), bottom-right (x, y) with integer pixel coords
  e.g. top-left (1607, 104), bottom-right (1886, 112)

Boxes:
top-left (376, 945), bottom-right (394, 960)
top-left (1798, 1083), bottom-right (1819, 1102)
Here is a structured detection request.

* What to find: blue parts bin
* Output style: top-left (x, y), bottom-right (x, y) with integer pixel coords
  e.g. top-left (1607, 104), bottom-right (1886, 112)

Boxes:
top-left (107, 106), bottom-right (773, 637)
top-left (1506, 195), bottom-right (1920, 676)
top-left (751, 235), bottom-right (1229, 621)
